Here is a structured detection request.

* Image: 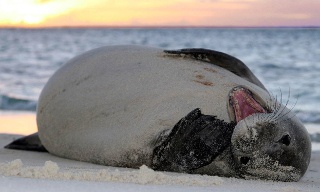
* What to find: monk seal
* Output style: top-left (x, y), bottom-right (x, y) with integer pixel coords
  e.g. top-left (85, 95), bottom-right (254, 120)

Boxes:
top-left (5, 45), bottom-right (311, 182)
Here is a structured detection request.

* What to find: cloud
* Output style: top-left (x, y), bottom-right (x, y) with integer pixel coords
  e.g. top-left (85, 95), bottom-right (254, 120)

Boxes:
top-left (0, 0), bottom-right (319, 27)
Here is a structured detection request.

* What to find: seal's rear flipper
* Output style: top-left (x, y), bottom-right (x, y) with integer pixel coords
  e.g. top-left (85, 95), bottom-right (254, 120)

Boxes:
top-left (4, 133), bottom-right (48, 152)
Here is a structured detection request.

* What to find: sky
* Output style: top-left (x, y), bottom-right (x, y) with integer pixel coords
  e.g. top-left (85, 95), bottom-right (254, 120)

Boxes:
top-left (0, 0), bottom-right (320, 28)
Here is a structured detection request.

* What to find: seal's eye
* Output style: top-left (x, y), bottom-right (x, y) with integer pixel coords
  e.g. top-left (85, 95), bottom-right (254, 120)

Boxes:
top-left (279, 134), bottom-right (291, 146)
top-left (240, 157), bottom-right (250, 165)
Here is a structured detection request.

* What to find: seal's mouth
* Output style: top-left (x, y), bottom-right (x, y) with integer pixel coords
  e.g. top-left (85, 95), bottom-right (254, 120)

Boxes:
top-left (228, 86), bottom-right (268, 123)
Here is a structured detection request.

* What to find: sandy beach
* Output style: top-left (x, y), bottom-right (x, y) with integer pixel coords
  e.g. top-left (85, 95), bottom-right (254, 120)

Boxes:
top-left (0, 114), bottom-right (319, 192)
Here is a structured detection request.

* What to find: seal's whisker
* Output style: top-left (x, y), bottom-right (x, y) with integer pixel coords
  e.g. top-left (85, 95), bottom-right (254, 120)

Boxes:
top-left (269, 92), bottom-right (279, 121)
top-left (273, 89), bottom-right (285, 121)
top-left (275, 90), bottom-right (283, 118)
top-left (269, 92), bottom-right (280, 122)
top-left (267, 90), bottom-right (276, 112)
top-left (278, 93), bottom-right (299, 122)
top-left (275, 88), bottom-right (292, 121)
top-left (280, 101), bottom-right (296, 120)
top-left (267, 91), bottom-right (279, 122)
top-left (281, 111), bottom-right (298, 123)
top-left (280, 88), bottom-right (292, 119)
top-left (274, 92), bottom-right (279, 111)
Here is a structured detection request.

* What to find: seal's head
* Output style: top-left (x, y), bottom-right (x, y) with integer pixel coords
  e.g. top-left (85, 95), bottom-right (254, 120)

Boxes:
top-left (228, 86), bottom-right (311, 181)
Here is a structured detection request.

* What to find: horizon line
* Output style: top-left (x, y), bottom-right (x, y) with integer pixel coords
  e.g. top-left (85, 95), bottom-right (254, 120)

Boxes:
top-left (1, 25), bottom-right (320, 29)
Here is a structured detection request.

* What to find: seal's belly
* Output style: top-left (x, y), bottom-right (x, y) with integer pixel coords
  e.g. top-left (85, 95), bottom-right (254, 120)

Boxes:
top-left (37, 45), bottom-right (267, 167)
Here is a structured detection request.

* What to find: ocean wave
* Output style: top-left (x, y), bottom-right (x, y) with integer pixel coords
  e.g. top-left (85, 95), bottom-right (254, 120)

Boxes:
top-left (296, 111), bottom-right (320, 124)
top-left (0, 95), bottom-right (36, 111)
top-left (310, 133), bottom-right (320, 143)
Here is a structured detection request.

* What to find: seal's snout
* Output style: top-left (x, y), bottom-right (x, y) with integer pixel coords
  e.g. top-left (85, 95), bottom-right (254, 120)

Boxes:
top-left (265, 133), bottom-right (296, 167)
top-left (267, 134), bottom-right (292, 154)
top-left (228, 86), bottom-right (268, 123)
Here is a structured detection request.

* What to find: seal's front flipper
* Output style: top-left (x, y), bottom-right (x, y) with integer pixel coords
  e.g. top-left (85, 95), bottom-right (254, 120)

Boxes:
top-left (4, 133), bottom-right (48, 152)
top-left (152, 108), bottom-right (235, 172)
top-left (164, 48), bottom-right (266, 91)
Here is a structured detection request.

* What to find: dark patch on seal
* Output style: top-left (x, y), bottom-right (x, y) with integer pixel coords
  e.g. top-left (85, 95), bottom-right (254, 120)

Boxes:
top-left (204, 67), bottom-right (217, 73)
top-left (195, 74), bottom-right (205, 79)
top-left (193, 73), bottom-right (213, 86)
top-left (152, 108), bottom-right (236, 172)
top-left (193, 80), bottom-right (214, 86)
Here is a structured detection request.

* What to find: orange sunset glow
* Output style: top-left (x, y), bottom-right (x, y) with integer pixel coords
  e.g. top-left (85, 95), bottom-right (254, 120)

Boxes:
top-left (0, 0), bottom-right (320, 28)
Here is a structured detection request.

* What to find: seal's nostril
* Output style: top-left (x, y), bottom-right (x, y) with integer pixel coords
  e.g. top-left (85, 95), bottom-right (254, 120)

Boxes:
top-left (279, 134), bottom-right (291, 146)
top-left (240, 156), bottom-right (250, 165)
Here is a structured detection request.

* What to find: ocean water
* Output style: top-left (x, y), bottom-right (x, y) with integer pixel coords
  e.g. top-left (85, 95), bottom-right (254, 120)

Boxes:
top-left (0, 28), bottom-right (319, 127)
